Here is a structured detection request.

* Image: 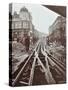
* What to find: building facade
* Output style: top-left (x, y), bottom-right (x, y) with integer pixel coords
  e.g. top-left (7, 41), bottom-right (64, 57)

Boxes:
top-left (48, 16), bottom-right (66, 47)
top-left (10, 7), bottom-right (33, 41)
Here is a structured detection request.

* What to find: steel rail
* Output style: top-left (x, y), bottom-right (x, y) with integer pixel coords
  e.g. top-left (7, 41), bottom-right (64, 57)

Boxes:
top-left (41, 46), bottom-right (65, 76)
top-left (12, 41), bottom-right (40, 86)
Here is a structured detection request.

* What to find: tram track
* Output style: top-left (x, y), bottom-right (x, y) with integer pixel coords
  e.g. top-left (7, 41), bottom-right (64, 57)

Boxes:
top-left (12, 41), bottom-right (66, 86)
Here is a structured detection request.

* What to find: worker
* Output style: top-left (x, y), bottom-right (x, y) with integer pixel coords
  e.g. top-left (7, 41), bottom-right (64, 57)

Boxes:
top-left (24, 35), bottom-right (30, 52)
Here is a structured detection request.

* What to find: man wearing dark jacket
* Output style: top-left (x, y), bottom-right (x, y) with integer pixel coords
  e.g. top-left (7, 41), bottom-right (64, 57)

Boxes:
top-left (25, 35), bottom-right (30, 52)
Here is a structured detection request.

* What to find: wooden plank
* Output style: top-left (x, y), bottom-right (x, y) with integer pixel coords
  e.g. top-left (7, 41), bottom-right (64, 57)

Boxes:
top-left (12, 41), bottom-right (40, 86)
top-left (12, 52), bottom-right (33, 86)
top-left (19, 81), bottom-right (28, 85)
top-left (51, 56), bottom-right (65, 70)
top-left (37, 56), bottom-right (56, 84)
top-left (28, 57), bottom-right (36, 85)
top-left (48, 56), bottom-right (65, 75)
top-left (42, 46), bottom-right (65, 75)
top-left (28, 43), bottom-right (41, 85)
top-left (44, 46), bottom-right (65, 66)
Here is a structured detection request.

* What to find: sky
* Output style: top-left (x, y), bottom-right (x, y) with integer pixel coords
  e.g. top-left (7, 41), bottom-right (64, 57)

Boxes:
top-left (12, 3), bottom-right (59, 34)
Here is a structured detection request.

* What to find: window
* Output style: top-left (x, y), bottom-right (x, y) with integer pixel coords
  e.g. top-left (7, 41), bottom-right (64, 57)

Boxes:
top-left (15, 21), bottom-right (22, 29)
top-left (23, 22), bottom-right (29, 28)
top-left (18, 22), bottom-right (22, 28)
top-left (12, 22), bottom-right (15, 29)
